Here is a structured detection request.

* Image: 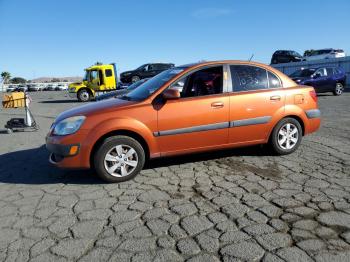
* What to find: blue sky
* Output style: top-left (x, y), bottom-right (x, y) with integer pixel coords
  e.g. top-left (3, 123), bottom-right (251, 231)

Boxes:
top-left (0, 0), bottom-right (349, 79)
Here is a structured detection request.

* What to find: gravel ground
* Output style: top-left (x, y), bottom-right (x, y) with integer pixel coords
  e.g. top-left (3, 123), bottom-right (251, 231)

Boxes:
top-left (0, 90), bottom-right (350, 262)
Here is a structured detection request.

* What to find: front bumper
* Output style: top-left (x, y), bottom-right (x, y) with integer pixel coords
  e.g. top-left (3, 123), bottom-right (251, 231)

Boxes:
top-left (120, 75), bottom-right (131, 84)
top-left (68, 91), bottom-right (76, 98)
top-left (46, 142), bottom-right (80, 165)
top-left (46, 132), bottom-right (90, 169)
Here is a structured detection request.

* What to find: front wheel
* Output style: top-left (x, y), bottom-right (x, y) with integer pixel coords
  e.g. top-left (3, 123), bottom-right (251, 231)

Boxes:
top-left (77, 89), bottom-right (91, 102)
top-left (270, 118), bottom-right (302, 155)
top-left (94, 136), bottom-right (145, 183)
top-left (333, 83), bottom-right (344, 96)
top-left (131, 76), bottom-right (141, 83)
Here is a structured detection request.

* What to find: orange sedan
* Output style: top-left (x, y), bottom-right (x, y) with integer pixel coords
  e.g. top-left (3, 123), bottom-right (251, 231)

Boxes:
top-left (46, 61), bottom-right (321, 182)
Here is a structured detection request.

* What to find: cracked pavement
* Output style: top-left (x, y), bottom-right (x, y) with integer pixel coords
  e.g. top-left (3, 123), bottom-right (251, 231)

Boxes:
top-left (0, 91), bottom-right (350, 261)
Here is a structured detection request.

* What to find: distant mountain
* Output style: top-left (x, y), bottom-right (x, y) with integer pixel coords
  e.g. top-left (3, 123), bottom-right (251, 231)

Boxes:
top-left (31, 76), bottom-right (83, 83)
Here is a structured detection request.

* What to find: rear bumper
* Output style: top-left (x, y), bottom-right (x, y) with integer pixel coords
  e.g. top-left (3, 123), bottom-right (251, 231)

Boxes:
top-left (305, 109), bottom-right (321, 119)
top-left (304, 109), bottom-right (321, 135)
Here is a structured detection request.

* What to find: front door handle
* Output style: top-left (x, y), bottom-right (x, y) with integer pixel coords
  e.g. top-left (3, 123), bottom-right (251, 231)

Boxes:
top-left (270, 95), bottom-right (281, 101)
top-left (211, 102), bottom-right (224, 108)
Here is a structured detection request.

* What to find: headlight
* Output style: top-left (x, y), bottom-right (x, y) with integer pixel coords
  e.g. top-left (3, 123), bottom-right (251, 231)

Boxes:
top-left (53, 116), bottom-right (86, 135)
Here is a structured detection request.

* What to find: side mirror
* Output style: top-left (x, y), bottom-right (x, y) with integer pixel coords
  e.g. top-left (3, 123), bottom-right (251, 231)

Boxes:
top-left (313, 73), bottom-right (321, 78)
top-left (163, 88), bottom-right (180, 100)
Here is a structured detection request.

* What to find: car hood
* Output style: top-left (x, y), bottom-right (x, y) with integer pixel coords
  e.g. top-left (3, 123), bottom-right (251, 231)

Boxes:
top-left (55, 98), bottom-right (137, 123)
top-left (121, 71), bottom-right (133, 76)
top-left (291, 77), bottom-right (309, 82)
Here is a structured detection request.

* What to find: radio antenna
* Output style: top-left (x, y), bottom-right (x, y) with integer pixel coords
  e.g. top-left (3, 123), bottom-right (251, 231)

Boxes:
top-left (248, 54), bottom-right (254, 61)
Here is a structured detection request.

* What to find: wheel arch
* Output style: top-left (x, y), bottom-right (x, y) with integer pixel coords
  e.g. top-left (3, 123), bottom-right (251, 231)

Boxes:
top-left (78, 87), bottom-right (94, 95)
top-left (89, 129), bottom-right (150, 169)
top-left (268, 115), bottom-right (305, 142)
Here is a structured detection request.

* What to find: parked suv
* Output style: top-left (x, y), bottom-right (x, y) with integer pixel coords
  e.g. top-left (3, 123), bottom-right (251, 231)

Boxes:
top-left (46, 61), bottom-right (321, 183)
top-left (289, 67), bottom-right (346, 95)
top-left (120, 63), bottom-right (174, 83)
top-left (303, 49), bottom-right (346, 61)
top-left (271, 50), bottom-right (303, 64)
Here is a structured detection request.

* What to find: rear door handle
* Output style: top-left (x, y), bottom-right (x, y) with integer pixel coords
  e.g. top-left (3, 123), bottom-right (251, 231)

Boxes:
top-left (270, 95), bottom-right (281, 101)
top-left (211, 102), bottom-right (224, 108)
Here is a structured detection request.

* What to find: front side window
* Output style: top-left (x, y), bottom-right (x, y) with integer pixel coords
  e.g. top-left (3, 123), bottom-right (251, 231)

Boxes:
top-left (170, 66), bottom-right (223, 98)
top-left (230, 65), bottom-right (268, 92)
top-left (316, 68), bottom-right (326, 76)
top-left (90, 70), bottom-right (99, 81)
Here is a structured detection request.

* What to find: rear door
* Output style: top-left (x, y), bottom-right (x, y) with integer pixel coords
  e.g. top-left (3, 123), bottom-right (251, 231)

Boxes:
top-left (228, 65), bottom-right (285, 144)
top-left (156, 65), bottom-right (229, 154)
top-left (325, 68), bottom-right (336, 91)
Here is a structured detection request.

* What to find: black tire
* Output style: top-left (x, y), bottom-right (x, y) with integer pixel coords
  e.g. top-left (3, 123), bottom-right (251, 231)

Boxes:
top-left (333, 82), bottom-right (344, 96)
top-left (131, 76), bottom-right (141, 83)
top-left (77, 89), bottom-right (91, 102)
top-left (93, 136), bottom-right (145, 183)
top-left (270, 118), bottom-right (302, 155)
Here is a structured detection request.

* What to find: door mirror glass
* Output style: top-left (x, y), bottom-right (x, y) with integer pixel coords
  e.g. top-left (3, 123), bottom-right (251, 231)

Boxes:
top-left (163, 88), bottom-right (180, 100)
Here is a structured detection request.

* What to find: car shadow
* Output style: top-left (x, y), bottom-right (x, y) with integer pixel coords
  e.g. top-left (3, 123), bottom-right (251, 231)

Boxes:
top-left (0, 144), bottom-right (271, 185)
top-left (145, 145), bottom-right (269, 169)
top-left (0, 145), bottom-right (102, 185)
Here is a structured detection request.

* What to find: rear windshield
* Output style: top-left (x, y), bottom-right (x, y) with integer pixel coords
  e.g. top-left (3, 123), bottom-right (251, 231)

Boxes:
top-left (121, 68), bottom-right (185, 101)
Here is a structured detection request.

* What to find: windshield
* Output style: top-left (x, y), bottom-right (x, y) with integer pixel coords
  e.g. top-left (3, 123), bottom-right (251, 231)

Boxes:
top-left (126, 79), bottom-right (148, 91)
top-left (291, 51), bottom-right (301, 57)
top-left (290, 69), bottom-right (316, 77)
top-left (83, 71), bottom-right (89, 81)
top-left (136, 64), bottom-right (147, 70)
top-left (121, 68), bottom-right (185, 101)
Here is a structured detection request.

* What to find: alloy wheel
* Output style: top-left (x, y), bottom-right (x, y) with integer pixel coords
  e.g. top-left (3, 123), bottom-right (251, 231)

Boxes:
top-left (79, 90), bottom-right (90, 101)
top-left (335, 83), bottom-right (343, 95)
top-left (277, 123), bottom-right (299, 150)
top-left (104, 144), bottom-right (138, 177)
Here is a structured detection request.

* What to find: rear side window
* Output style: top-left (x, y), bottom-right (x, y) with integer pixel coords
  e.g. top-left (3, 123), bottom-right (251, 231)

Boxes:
top-left (105, 69), bottom-right (113, 77)
top-left (268, 72), bottom-right (282, 88)
top-left (230, 65), bottom-right (268, 92)
top-left (326, 68), bottom-right (334, 76)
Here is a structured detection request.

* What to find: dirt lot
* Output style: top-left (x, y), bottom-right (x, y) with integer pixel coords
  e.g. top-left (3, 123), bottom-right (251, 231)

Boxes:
top-left (0, 91), bottom-right (350, 262)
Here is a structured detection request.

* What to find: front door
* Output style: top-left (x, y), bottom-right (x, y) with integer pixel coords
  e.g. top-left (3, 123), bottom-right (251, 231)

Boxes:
top-left (228, 65), bottom-right (285, 144)
top-left (156, 66), bottom-right (229, 154)
top-left (311, 68), bottom-right (328, 92)
top-left (87, 70), bottom-right (100, 91)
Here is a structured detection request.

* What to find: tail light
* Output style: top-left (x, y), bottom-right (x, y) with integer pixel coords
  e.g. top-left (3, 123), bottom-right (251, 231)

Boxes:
top-left (309, 89), bottom-right (318, 103)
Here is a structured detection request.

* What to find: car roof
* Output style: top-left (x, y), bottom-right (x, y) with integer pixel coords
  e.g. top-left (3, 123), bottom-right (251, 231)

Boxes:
top-left (174, 60), bottom-right (296, 88)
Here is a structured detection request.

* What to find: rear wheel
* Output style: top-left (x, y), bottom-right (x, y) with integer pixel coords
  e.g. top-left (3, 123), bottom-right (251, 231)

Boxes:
top-left (333, 83), bottom-right (344, 96)
top-left (77, 89), bottom-right (91, 102)
top-left (94, 136), bottom-right (145, 183)
top-left (270, 118), bottom-right (302, 155)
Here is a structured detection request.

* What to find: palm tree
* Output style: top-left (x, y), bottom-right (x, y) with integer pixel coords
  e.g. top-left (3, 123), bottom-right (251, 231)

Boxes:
top-left (1, 71), bottom-right (11, 84)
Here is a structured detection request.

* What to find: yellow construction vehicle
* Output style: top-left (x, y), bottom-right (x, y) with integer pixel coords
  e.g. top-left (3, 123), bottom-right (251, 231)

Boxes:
top-left (68, 63), bottom-right (118, 102)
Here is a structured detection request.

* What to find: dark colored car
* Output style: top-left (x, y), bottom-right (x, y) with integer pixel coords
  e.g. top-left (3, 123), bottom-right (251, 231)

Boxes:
top-left (290, 67), bottom-right (346, 95)
top-left (271, 50), bottom-right (303, 64)
top-left (96, 78), bottom-right (149, 101)
top-left (120, 63), bottom-right (174, 83)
